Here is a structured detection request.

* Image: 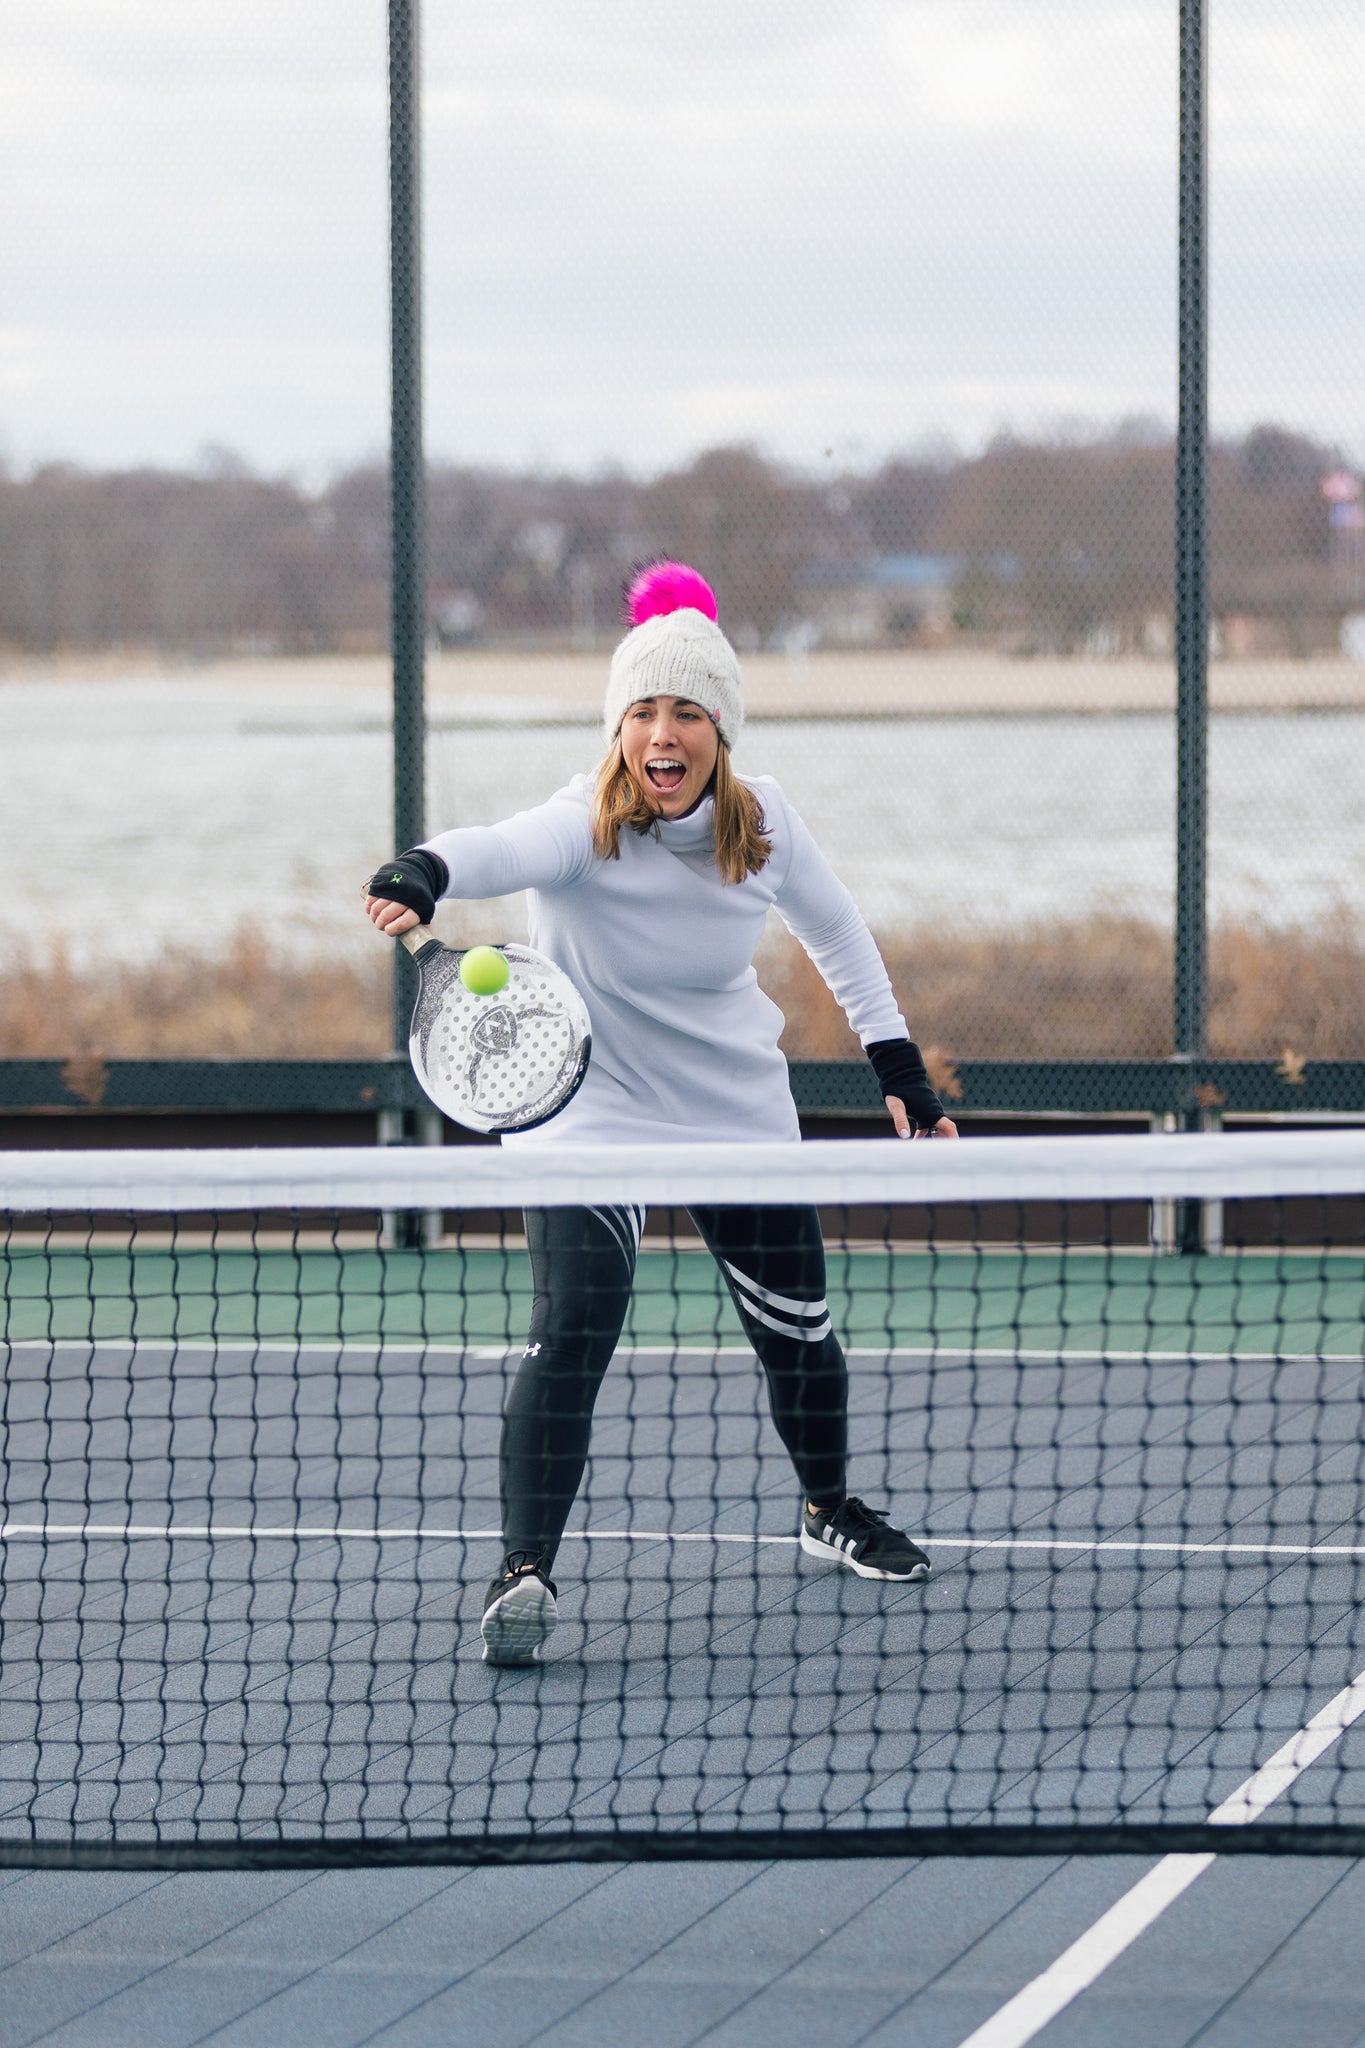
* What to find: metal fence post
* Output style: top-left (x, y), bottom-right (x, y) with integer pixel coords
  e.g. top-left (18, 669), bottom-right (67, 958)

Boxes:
top-left (1175, 0), bottom-right (1209, 1252)
top-left (389, 0), bottom-right (425, 1059)
top-left (384, 0), bottom-right (435, 1247)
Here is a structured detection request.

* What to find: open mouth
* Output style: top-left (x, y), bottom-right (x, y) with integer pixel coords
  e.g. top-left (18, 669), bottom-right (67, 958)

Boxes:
top-left (645, 757), bottom-right (688, 794)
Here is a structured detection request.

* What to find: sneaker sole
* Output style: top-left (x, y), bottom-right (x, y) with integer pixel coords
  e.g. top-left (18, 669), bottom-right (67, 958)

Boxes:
top-left (481, 1577), bottom-right (557, 1665)
top-left (799, 1528), bottom-right (931, 1582)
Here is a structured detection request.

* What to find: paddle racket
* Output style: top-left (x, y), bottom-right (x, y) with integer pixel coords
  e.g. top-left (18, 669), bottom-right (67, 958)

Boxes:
top-left (398, 929), bottom-right (592, 1134)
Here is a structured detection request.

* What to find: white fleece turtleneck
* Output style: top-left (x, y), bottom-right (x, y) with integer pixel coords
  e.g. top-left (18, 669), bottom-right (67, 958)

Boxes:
top-left (421, 774), bottom-right (908, 1147)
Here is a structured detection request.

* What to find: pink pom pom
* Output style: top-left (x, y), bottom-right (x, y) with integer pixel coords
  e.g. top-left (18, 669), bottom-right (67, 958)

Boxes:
top-left (625, 561), bottom-right (718, 628)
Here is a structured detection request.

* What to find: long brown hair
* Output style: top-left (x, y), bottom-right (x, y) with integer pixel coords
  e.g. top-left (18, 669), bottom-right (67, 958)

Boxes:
top-left (590, 739), bottom-right (772, 885)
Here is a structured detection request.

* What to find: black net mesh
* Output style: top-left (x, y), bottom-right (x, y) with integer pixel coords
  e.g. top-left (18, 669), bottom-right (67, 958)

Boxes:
top-left (3, 1136), bottom-right (1364, 1866)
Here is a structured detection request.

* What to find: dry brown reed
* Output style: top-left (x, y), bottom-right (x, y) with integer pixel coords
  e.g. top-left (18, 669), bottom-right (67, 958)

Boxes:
top-left (761, 910), bottom-right (1365, 1062)
top-left (0, 931), bottom-right (391, 1059)
top-left (1, 914), bottom-right (1361, 1063)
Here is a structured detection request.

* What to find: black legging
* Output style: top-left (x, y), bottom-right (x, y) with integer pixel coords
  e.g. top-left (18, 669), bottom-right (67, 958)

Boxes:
top-left (500, 1203), bottom-right (849, 1567)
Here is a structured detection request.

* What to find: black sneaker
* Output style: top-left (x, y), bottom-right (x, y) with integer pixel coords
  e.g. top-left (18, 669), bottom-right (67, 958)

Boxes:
top-left (481, 1555), bottom-right (558, 1665)
top-left (800, 1498), bottom-right (931, 1582)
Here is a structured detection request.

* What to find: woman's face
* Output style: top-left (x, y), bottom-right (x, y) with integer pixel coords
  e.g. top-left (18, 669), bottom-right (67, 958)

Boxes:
top-left (619, 695), bottom-right (721, 818)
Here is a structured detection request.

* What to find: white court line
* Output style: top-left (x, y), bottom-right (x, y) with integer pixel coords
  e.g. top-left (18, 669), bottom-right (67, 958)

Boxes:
top-left (953, 1668), bottom-right (1365, 2048)
top-left (3, 1340), bottom-right (1360, 1365)
top-left (0, 1522), bottom-right (796, 1545)
top-left (926, 1537), bottom-right (1365, 1558)
top-left (4, 1522), bottom-right (1365, 1559)
top-left (630, 1346), bottom-right (1364, 1365)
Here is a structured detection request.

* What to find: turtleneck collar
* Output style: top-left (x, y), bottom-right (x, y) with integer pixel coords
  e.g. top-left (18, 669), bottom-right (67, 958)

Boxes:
top-left (654, 793), bottom-right (717, 854)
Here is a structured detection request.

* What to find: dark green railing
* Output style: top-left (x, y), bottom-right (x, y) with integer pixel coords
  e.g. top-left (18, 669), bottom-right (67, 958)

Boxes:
top-left (1, 1058), bottom-right (1358, 1125)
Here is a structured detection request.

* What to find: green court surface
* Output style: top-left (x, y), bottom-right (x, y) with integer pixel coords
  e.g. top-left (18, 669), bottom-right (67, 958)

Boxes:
top-left (3, 1243), bottom-right (1361, 1356)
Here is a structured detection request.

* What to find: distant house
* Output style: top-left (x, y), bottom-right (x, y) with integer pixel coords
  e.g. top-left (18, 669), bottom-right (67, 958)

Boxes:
top-left (799, 555), bottom-right (963, 646)
top-left (429, 586), bottom-right (485, 647)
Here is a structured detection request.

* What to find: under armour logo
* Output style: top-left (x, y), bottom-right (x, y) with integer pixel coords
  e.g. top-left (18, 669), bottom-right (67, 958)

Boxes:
top-left (522, 1342), bottom-right (542, 1358)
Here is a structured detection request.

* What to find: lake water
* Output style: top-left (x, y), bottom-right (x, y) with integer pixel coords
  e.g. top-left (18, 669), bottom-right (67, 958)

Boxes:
top-left (3, 675), bottom-right (1361, 966)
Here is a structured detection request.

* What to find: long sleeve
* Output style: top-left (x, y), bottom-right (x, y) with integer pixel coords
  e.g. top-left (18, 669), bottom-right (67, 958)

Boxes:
top-left (767, 788), bottom-right (908, 1047)
top-left (416, 771), bottom-right (901, 1148)
top-left (420, 786), bottom-right (596, 901)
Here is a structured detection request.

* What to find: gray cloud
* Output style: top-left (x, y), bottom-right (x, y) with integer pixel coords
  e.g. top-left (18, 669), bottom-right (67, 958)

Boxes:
top-left (4, 0), bottom-right (1361, 476)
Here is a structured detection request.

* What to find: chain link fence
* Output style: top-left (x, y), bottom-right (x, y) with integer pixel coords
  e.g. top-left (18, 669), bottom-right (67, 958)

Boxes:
top-left (2, 1), bottom-right (1361, 1072)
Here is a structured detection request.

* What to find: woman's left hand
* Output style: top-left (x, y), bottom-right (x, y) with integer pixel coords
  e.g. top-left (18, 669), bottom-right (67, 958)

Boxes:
top-left (885, 1096), bottom-right (959, 1141)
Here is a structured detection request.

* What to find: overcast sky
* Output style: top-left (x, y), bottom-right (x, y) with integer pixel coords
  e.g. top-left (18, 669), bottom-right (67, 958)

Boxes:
top-left (4, 0), bottom-right (1362, 480)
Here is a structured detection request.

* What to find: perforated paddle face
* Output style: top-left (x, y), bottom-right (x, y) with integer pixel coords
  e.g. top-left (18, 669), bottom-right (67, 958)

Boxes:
top-left (407, 941), bottom-right (591, 1134)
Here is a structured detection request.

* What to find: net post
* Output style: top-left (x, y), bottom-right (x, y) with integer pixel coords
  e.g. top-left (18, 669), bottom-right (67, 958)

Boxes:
top-left (415, 1107), bottom-right (445, 1247)
top-left (377, 1105), bottom-right (444, 1249)
top-left (1160, 1088), bottom-right (1222, 1256)
top-left (1198, 1100), bottom-right (1224, 1253)
top-left (1149, 1112), bottom-right (1178, 1253)
top-left (377, 1105), bottom-right (403, 1249)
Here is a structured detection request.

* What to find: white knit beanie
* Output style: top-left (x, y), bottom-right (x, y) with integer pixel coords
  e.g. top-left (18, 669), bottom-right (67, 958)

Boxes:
top-left (602, 563), bottom-right (743, 750)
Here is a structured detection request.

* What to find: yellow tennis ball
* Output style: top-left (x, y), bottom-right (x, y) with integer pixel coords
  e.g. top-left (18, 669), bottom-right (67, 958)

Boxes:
top-left (459, 945), bottom-right (510, 996)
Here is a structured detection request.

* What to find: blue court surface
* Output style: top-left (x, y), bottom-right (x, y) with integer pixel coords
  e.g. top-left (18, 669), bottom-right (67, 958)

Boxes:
top-left (4, 1312), bottom-right (1365, 2043)
top-left (5, 1822), bottom-right (1365, 2044)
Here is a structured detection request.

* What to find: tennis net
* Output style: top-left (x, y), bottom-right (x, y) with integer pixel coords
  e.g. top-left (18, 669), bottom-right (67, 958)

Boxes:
top-left (2, 1131), bottom-right (1363, 1868)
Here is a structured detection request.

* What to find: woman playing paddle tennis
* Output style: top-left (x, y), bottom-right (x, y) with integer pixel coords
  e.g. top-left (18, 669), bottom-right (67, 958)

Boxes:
top-left (364, 563), bottom-right (957, 1665)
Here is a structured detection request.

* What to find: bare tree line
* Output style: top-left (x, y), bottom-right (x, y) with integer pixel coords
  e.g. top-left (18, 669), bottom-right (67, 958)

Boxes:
top-left (0, 424), bottom-right (1354, 659)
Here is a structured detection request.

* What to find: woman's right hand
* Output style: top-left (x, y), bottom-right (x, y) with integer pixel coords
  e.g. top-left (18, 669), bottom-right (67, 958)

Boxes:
top-left (364, 895), bottom-right (422, 936)
top-left (362, 851), bottom-right (446, 932)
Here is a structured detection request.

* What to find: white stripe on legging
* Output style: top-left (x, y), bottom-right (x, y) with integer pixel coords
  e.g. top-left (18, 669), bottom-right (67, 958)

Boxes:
top-left (721, 1260), bottom-right (830, 1320)
top-left (730, 1294), bottom-right (833, 1343)
top-left (722, 1263), bottom-right (832, 1342)
top-left (586, 1204), bottom-right (643, 1270)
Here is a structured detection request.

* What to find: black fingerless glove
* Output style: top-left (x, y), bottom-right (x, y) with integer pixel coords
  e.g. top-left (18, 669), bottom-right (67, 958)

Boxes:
top-left (866, 1039), bottom-right (945, 1131)
top-left (365, 849), bottom-right (449, 926)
